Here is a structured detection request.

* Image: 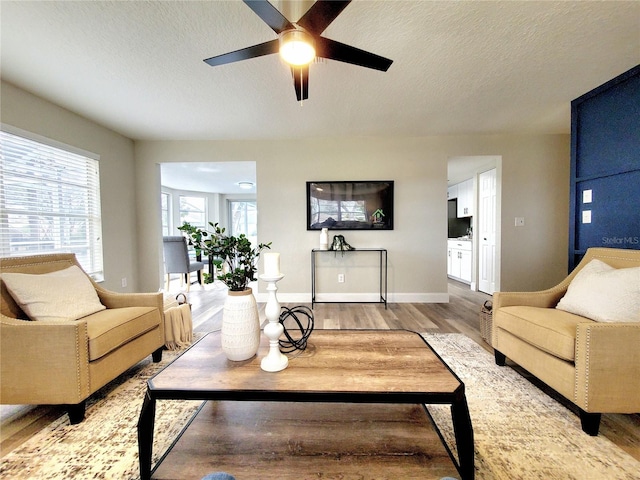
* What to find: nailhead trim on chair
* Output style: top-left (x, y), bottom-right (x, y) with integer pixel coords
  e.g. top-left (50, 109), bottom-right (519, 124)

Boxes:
top-left (0, 255), bottom-right (75, 268)
top-left (583, 327), bottom-right (592, 411)
top-left (574, 326), bottom-right (592, 411)
top-left (74, 324), bottom-right (83, 401)
top-left (574, 328), bottom-right (580, 406)
top-left (575, 323), bottom-right (640, 412)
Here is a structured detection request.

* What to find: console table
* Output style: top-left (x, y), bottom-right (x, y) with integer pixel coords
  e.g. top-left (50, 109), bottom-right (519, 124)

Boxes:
top-left (311, 248), bottom-right (388, 309)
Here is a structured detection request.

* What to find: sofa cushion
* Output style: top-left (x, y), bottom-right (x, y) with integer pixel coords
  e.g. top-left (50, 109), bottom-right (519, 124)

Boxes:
top-left (495, 306), bottom-right (595, 362)
top-left (85, 307), bottom-right (159, 361)
top-left (1, 265), bottom-right (105, 321)
top-left (556, 259), bottom-right (640, 323)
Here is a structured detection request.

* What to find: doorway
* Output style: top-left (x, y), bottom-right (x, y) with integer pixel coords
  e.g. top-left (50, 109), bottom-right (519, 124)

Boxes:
top-left (478, 168), bottom-right (497, 294)
top-left (160, 162), bottom-right (256, 236)
top-left (159, 162), bottom-right (257, 288)
top-left (447, 156), bottom-right (500, 294)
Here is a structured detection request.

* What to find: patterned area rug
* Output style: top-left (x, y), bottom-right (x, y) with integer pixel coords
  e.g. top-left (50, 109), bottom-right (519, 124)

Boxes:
top-left (1, 333), bottom-right (639, 479)
top-left (0, 346), bottom-right (203, 479)
top-left (422, 333), bottom-right (640, 480)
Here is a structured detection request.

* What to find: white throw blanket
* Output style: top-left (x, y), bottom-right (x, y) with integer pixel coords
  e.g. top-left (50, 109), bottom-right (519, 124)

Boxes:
top-left (164, 303), bottom-right (193, 350)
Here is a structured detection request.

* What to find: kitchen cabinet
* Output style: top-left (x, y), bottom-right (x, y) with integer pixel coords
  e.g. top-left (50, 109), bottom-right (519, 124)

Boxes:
top-left (456, 179), bottom-right (473, 218)
top-left (447, 184), bottom-right (458, 200)
top-left (447, 240), bottom-right (472, 284)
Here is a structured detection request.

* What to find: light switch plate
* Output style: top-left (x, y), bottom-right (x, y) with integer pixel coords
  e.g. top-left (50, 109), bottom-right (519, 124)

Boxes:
top-left (583, 189), bottom-right (593, 204)
top-left (515, 217), bottom-right (525, 227)
top-left (582, 210), bottom-right (592, 224)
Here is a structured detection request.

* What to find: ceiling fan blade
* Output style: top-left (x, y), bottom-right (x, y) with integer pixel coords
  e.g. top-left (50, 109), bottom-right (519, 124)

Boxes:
top-left (203, 40), bottom-right (279, 67)
top-left (243, 0), bottom-right (294, 34)
top-left (315, 37), bottom-right (393, 72)
top-left (297, 0), bottom-right (351, 35)
top-left (291, 66), bottom-right (309, 101)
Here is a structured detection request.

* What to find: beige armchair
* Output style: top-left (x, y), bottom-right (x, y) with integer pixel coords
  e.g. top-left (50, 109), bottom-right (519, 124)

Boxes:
top-left (1, 253), bottom-right (164, 423)
top-left (492, 247), bottom-right (640, 435)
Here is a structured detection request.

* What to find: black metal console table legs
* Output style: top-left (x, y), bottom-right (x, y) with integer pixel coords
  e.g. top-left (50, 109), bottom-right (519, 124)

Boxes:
top-left (311, 248), bottom-right (388, 309)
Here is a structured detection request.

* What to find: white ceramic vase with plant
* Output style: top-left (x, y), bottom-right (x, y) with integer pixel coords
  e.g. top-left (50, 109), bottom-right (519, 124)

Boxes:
top-left (179, 222), bottom-right (271, 360)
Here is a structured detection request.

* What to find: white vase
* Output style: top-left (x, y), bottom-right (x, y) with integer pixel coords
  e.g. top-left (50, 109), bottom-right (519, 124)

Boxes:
top-left (221, 287), bottom-right (261, 361)
top-left (320, 228), bottom-right (329, 250)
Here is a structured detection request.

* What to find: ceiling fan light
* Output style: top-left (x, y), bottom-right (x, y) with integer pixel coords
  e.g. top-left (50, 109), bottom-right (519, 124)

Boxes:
top-left (279, 29), bottom-right (315, 66)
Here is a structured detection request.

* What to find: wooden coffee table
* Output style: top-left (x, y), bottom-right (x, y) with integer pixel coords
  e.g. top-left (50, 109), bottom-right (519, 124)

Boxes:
top-left (138, 330), bottom-right (474, 480)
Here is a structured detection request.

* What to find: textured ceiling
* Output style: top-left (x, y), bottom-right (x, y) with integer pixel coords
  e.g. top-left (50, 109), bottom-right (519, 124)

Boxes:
top-left (160, 161), bottom-right (256, 193)
top-left (1, 0), bottom-right (639, 142)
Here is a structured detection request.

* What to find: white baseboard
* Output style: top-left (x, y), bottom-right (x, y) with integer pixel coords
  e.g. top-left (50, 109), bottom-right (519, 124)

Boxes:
top-left (255, 292), bottom-right (312, 304)
top-left (255, 292), bottom-right (449, 304)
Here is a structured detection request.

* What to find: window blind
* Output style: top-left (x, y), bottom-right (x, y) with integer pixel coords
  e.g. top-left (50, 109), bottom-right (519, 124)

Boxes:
top-left (0, 128), bottom-right (104, 281)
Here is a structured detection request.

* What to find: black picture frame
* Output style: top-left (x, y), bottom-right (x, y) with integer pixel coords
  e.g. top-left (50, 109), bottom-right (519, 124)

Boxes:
top-left (306, 181), bottom-right (394, 230)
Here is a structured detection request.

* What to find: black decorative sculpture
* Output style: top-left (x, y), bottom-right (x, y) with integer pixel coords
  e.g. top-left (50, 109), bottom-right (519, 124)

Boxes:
top-left (278, 306), bottom-right (314, 353)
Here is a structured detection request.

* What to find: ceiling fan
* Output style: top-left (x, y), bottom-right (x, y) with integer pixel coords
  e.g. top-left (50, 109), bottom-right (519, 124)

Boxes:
top-left (203, 0), bottom-right (393, 102)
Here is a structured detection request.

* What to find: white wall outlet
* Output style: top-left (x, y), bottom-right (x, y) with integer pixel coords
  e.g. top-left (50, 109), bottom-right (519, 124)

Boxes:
top-left (582, 210), bottom-right (592, 224)
top-left (515, 217), bottom-right (525, 227)
top-left (582, 189), bottom-right (593, 204)
top-left (121, 277), bottom-right (127, 288)
top-left (338, 273), bottom-right (345, 283)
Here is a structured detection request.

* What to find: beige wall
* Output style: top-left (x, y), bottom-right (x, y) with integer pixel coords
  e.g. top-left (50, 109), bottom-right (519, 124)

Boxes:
top-left (1, 81), bottom-right (139, 292)
top-left (498, 135), bottom-right (570, 290)
top-left (1, 81), bottom-right (570, 298)
top-left (134, 138), bottom-right (449, 301)
top-left (135, 135), bottom-right (570, 298)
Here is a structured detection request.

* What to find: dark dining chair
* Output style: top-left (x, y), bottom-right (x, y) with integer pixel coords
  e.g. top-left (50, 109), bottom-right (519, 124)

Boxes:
top-left (162, 236), bottom-right (205, 291)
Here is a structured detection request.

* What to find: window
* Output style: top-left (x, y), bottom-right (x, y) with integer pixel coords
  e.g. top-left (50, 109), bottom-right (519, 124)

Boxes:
top-left (0, 127), bottom-right (104, 280)
top-left (161, 192), bottom-right (171, 235)
top-left (311, 197), bottom-right (367, 224)
top-left (179, 195), bottom-right (206, 228)
top-left (229, 200), bottom-right (257, 246)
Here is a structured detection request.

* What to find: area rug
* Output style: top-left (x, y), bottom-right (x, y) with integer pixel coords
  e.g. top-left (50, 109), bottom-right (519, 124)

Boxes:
top-left (0, 345), bottom-right (203, 479)
top-left (1, 334), bottom-right (639, 479)
top-left (422, 333), bottom-right (640, 480)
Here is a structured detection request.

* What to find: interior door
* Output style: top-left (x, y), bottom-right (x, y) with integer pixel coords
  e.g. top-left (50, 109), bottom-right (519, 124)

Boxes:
top-left (478, 169), bottom-right (496, 294)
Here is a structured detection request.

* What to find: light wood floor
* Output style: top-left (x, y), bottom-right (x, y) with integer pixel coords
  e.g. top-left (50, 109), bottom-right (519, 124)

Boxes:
top-left (2, 279), bottom-right (639, 463)
top-left (188, 278), bottom-right (493, 352)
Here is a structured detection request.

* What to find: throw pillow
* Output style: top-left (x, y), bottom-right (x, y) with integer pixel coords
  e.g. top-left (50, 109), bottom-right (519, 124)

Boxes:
top-left (556, 258), bottom-right (640, 323)
top-left (2, 265), bottom-right (105, 321)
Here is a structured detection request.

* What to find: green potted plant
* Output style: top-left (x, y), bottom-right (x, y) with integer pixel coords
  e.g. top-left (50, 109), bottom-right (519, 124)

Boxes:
top-left (178, 221), bottom-right (271, 291)
top-left (178, 221), bottom-right (272, 361)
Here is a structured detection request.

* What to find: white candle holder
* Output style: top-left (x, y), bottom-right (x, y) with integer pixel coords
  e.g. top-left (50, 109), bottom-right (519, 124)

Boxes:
top-left (259, 273), bottom-right (288, 372)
